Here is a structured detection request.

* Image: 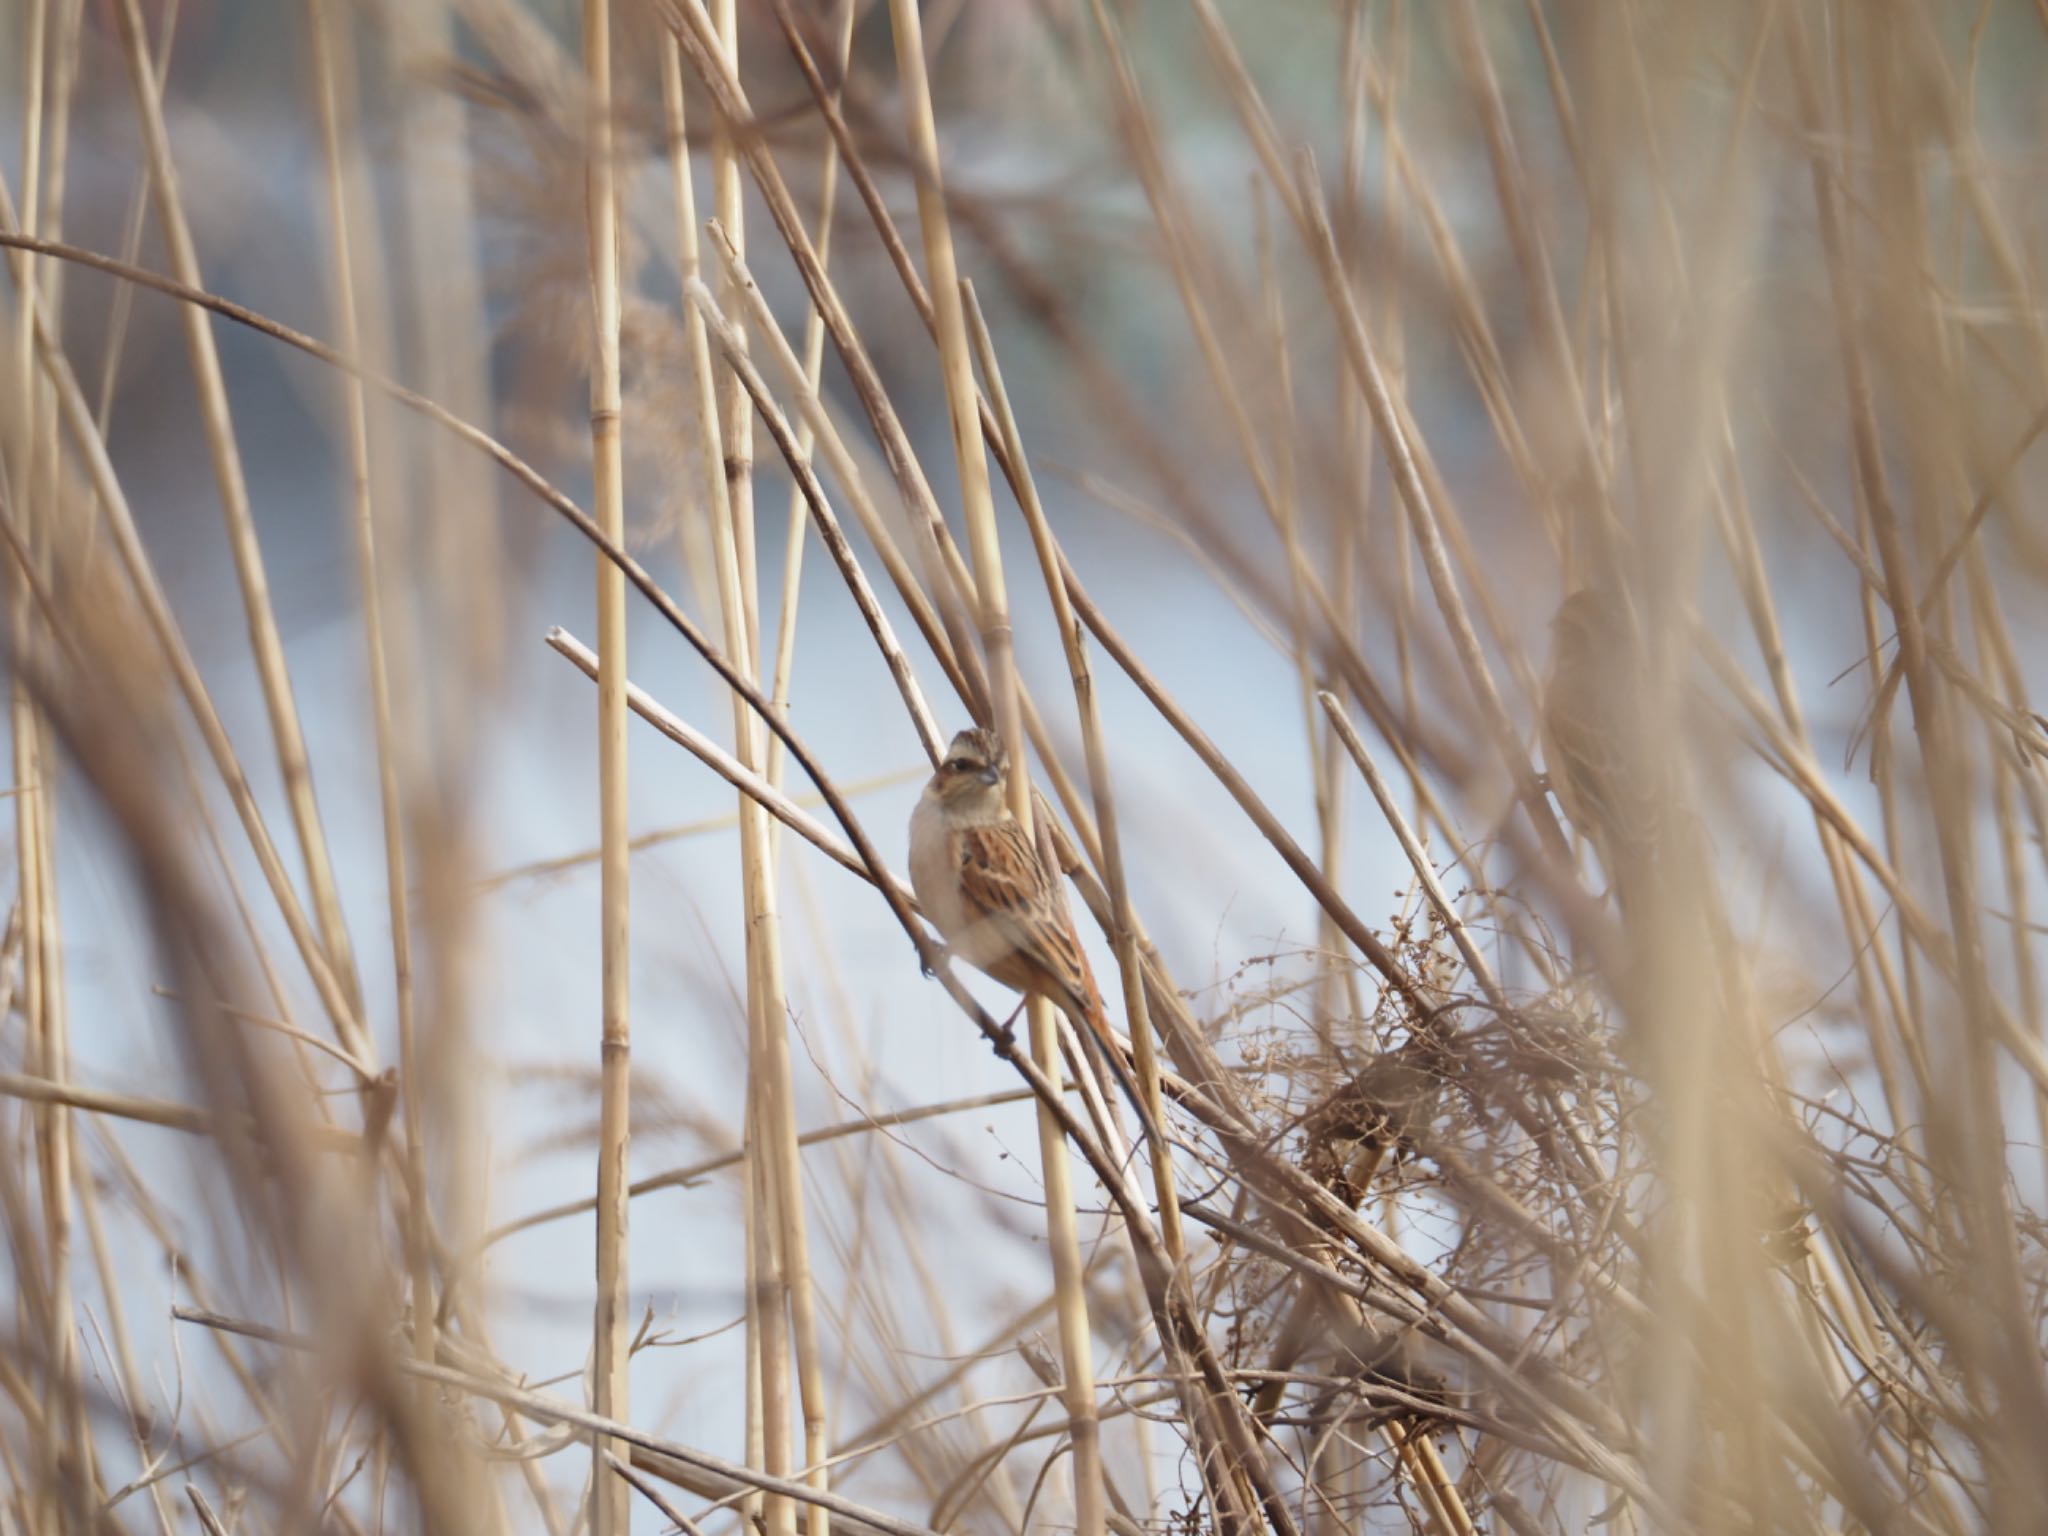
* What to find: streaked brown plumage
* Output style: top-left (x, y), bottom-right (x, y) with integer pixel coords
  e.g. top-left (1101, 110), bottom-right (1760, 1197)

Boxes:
top-left (1252, 1042), bottom-right (1450, 1420)
top-left (1299, 1041), bottom-right (1445, 1210)
top-left (1540, 587), bottom-right (1658, 879)
top-left (908, 728), bottom-right (1116, 1052)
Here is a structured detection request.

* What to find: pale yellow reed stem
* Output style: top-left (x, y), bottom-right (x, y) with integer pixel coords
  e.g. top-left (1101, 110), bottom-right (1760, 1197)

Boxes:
top-left (304, 0), bottom-right (434, 1383)
top-left (110, 0), bottom-right (364, 1024)
top-left (882, 5), bottom-right (1104, 1531)
top-left (582, 2), bottom-right (632, 1532)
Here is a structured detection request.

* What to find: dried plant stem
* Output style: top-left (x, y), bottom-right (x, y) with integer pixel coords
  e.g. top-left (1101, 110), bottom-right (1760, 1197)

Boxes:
top-left (1083, 0), bottom-right (1452, 833)
top-left (68, 1112), bottom-right (179, 1536)
top-left (1289, 153), bottom-right (1568, 866)
top-left (176, 1308), bottom-right (932, 1536)
top-left (547, 628), bottom-right (910, 901)
top-left (481, 767), bottom-right (918, 890)
top-left (688, 16), bottom-right (820, 1526)
top-left (304, 0), bottom-right (435, 1384)
top-left (1, 223), bottom-right (373, 1088)
top-left (659, 24), bottom-right (774, 1516)
top-left (659, 0), bottom-right (994, 719)
top-left (6, 5), bottom-right (88, 1519)
top-left (659, 24), bottom-right (728, 622)
top-left (0, 232), bottom-right (932, 1012)
top-left (961, 285), bottom-right (1181, 1260)
top-left (882, 5), bottom-right (1104, 1532)
top-left (764, 0), bottom-right (858, 797)
top-left (0, 1070), bottom-right (359, 1150)
top-left (688, 267), bottom-right (944, 759)
top-left (581, 1), bottom-right (632, 1531)
top-left (380, 0), bottom-right (500, 1320)
top-left (108, 0), bottom-right (363, 1021)
top-left (710, 0), bottom-right (759, 666)
top-left (1787, 18), bottom-right (2048, 1493)
top-left (478, 1079), bottom-right (1055, 1255)
top-left (1319, 696), bottom-right (1502, 1011)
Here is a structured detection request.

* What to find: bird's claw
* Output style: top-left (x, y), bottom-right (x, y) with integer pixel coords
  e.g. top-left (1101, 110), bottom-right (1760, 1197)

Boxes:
top-left (991, 998), bottom-right (1028, 1055)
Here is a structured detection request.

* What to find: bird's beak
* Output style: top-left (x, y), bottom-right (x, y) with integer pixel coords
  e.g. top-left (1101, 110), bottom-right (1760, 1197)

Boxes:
top-left (976, 767), bottom-right (1000, 786)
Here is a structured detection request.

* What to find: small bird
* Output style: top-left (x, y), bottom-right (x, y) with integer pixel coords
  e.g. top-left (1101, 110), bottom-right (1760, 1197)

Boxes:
top-left (1540, 587), bottom-right (1659, 888)
top-left (908, 727), bottom-right (1128, 1069)
top-left (1298, 1041), bottom-right (1446, 1211)
top-left (1251, 1043), bottom-right (1446, 1421)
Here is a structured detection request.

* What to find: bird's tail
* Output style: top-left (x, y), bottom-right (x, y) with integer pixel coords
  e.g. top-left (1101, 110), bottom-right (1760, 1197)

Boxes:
top-left (1069, 981), bottom-right (1160, 1145)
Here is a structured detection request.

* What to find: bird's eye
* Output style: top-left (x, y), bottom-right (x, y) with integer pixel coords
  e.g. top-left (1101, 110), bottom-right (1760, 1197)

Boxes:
top-left (945, 759), bottom-right (967, 772)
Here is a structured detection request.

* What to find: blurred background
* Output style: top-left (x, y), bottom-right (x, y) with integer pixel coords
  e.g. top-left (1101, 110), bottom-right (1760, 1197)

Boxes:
top-left (3, 1), bottom-right (2048, 1532)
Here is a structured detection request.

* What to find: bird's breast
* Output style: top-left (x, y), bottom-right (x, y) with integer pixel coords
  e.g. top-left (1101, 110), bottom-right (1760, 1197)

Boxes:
top-left (909, 798), bottom-right (1008, 971)
top-left (908, 798), bottom-right (967, 936)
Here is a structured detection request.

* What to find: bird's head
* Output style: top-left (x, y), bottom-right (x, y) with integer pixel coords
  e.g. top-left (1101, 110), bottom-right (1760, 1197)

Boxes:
top-left (929, 728), bottom-right (1010, 816)
top-left (1549, 587), bottom-right (1633, 668)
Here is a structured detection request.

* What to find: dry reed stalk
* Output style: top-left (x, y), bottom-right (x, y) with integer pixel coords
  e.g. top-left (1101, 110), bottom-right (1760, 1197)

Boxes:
top-left (682, 37), bottom-right (817, 1536)
top-left (709, 0), bottom-right (758, 665)
top-left (655, 33), bottom-right (1409, 1130)
top-left (580, 1), bottom-right (632, 1531)
top-left (741, 1101), bottom-right (769, 1527)
top-left (8, 5), bottom-right (98, 1517)
top-left (1790, 18), bottom-right (2048, 1508)
top-left (1321, 697), bottom-right (1500, 1016)
top-left (89, 0), bottom-right (174, 438)
top-left (0, 1069), bottom-right (353, 1148)
top-left (478, 1078), bottom-right (1052, 1254)
top-left (1081, 0), bottom-right (1453, 824)
top-left (1441, 0), bottom-right (1607, 527)
top-left (6, 20), bottom-right (57, 1536)
top-left (20, 513), bottom-right (477, 1536)
top-left (386, 0), bottom-right (504, 684)
top-left (880, 5), bottom-right (1106, 1531)
top-left (11, 3), bottom-right (2048, 1529)
top-left (666, 11), bottom-right (814, 1523)
top-left (741, 513), bottom-right (820, 1536)
top-left (381, 0), bottom-right (503, 1327)
top-left (660, 0), bottom-right (995, 717)
top-left (108, 0), bottom-right (365, 1026)
top-left (67, 1113), bottom-right (179, 1536)
top-left (688, 265), bottom-right (944, 757)
top-left (1252, 181), bottom-right (1354, 1037)
top-left (817, 1110), bottom-right (1039, 1532)
top-left (1289, 157), bottom-right (1569, 865)
top-left (958, 283), bottom-right (1299, 1535)
top-left (702, 239), bottom-right (967, 723)
top-left (659, 21), bottom-right (731, 614)
top-left (0, 234), bottom-right (944, 983)
top-left (960, 286), bottom-right (1180, 1255)
top-left (173, 1306), bottom-right (934, 1536)
top-left (762, 0), bottom-right (859, 797)
top-left (481, 765), bottom-right (919, 890)
top-left (0, 232), bottom-right (373, 1079)
top-left (304, 0), bottom-right (438, 1392)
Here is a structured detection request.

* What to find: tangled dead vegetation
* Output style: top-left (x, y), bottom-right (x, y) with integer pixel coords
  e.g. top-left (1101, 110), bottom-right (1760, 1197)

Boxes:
top-left (4, 2), bottom-right (2048, 1533)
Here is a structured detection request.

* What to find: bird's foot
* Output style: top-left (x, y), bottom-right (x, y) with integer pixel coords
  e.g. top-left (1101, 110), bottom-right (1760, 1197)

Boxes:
top-left (992, 997), bottom-right (1028, 1053)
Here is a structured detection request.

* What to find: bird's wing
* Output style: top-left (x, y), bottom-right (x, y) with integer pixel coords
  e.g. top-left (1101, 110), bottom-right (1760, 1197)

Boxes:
top-left (954, 818), bottom-right (1098, 1020)
top-left (1543, 673), bottom-right (1660, 863)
